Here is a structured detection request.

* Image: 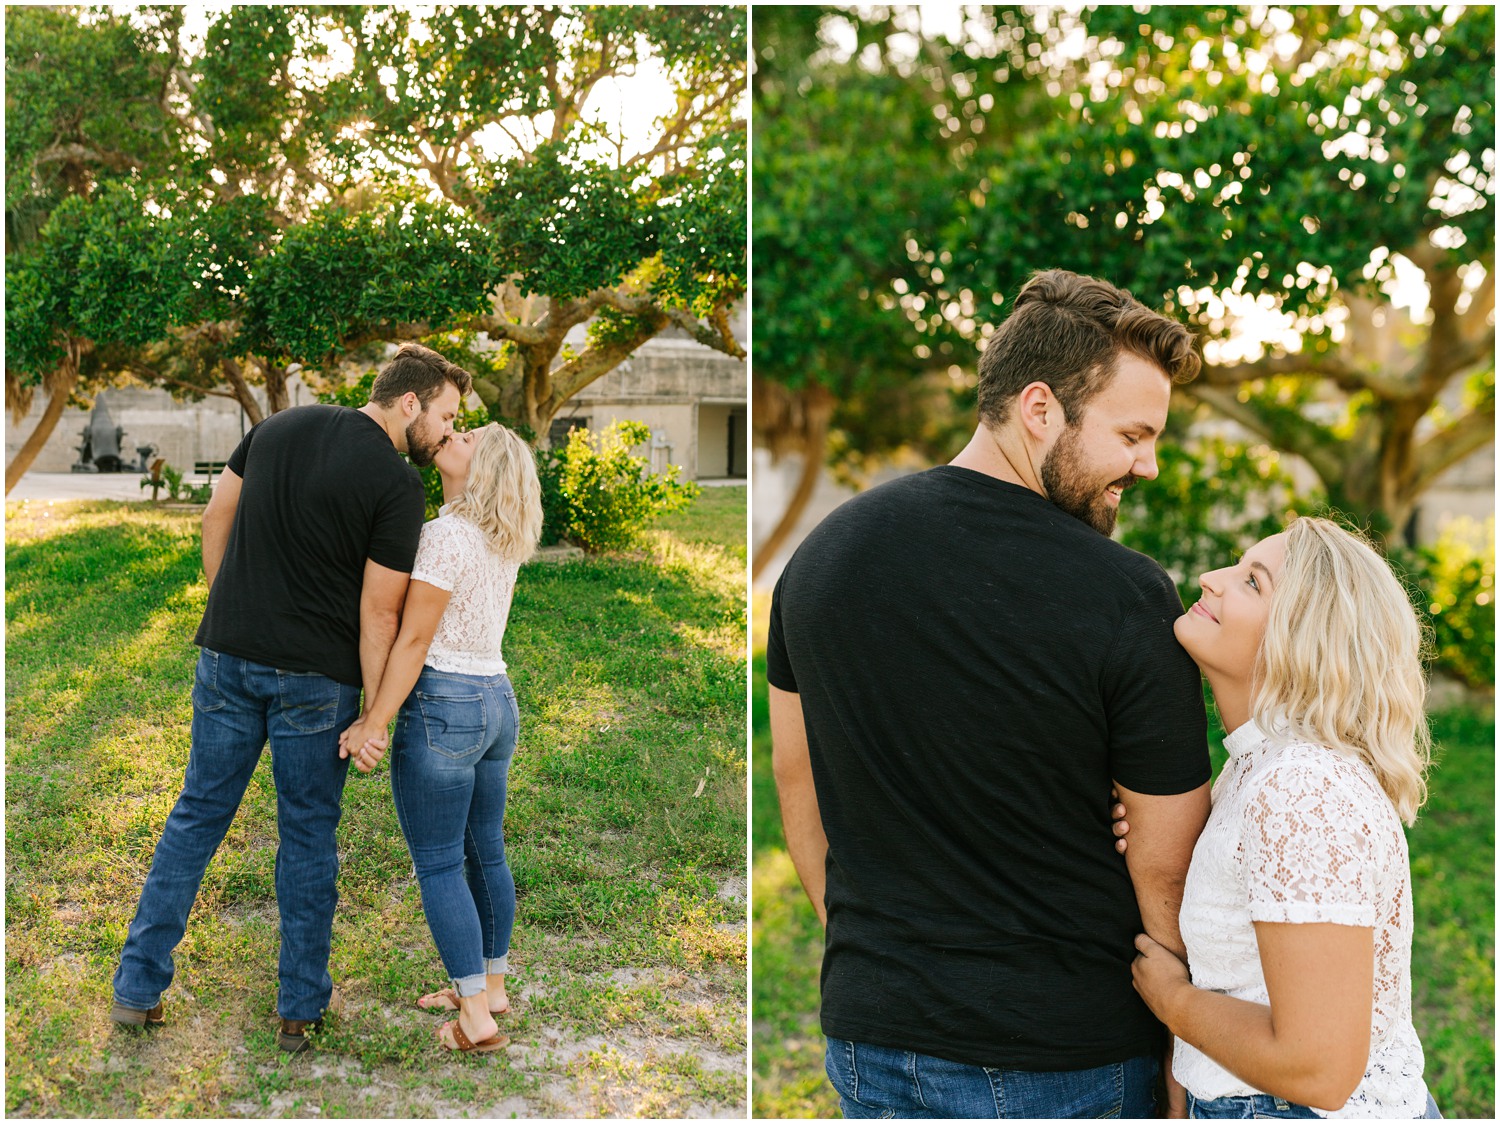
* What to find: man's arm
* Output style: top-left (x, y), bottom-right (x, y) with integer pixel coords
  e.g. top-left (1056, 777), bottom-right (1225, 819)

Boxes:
top-left (200, 468), bottom-right (243, 588)
top-left (770, 685), bottom-right (829, 926)
top-left (359, 558), bottom-right (411, 712)
top-left (1110, 781), bottom-right (1210, 960)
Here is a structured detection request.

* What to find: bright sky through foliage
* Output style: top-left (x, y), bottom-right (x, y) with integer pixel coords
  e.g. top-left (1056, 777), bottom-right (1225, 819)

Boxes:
top-left (174, 4), bottom-right (688, 182)
top-left (822, 4), bottom-right (1446, 360)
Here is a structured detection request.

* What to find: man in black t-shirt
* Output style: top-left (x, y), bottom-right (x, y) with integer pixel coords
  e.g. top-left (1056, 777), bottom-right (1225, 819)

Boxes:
top-left (768, 271), bottom-right (1214, 1118)
top-left (111, 344), bottom-right (470, 1054)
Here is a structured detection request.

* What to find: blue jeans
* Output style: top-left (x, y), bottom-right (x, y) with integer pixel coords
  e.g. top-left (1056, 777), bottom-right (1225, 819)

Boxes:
top-left (1187, 1091), bottom-right (1442, 1118)
top-left (825, 1037), bottom-right (1159, 1118)
top-left (390, 667), bottom-right (519, 992)
top-left (113, 650), bottom-right (358, 1021)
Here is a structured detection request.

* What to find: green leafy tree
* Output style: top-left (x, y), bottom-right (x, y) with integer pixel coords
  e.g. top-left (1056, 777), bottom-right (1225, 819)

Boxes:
top-left (3, 6), bottom-right (189, 488)
top-left (5, 6), bottom-right (746, 494)
top-left (753, 6), bottom-right (1493, 561)
top-left (751, 7), bottom-right (979, 574)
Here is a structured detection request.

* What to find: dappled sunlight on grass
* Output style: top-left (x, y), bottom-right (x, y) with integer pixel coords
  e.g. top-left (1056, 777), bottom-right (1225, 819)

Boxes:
top-left (528, 676), bottom-right (624, 750)
top-left (567, 1044), bottom-right (744, 1118)
top-left (674, 620), bottom-right (744, 663)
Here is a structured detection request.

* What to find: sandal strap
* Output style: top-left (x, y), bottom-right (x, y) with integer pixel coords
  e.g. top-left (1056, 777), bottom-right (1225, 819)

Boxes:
top-left (450, 1020), bottom-right (475, 1051)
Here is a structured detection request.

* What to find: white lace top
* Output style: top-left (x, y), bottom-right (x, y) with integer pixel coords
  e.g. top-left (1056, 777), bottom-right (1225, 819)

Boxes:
top-left (409, 507), bottom-right (520, 677)
top-left (1173, 720), bottom-right (1428, 1118)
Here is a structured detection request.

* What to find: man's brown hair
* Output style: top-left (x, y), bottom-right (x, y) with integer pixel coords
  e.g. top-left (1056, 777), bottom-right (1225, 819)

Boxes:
top-left (976, 270), bottom-right (1200, 427)
top-left (369, 343), bottom-right (473, 408)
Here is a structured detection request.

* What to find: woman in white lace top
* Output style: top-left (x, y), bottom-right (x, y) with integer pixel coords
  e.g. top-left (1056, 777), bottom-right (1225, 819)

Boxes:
top-left (341, 424), bottom-right (542, 1054)
top-left (1129, 517), bottom-right (1438, 1119)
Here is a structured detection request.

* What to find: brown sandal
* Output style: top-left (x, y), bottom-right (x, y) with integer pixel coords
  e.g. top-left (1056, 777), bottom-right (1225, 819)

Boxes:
top-left (417, 987), bottom-right (511, 1016)
top-left (439, 1018), bottom-right (509, 1053)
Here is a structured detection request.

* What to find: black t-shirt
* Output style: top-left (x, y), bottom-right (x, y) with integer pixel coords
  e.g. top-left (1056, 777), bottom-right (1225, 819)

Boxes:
top-left (766, 465), bottom-right (1209, 1071)
top-left (195, 406), bottom-right (425, 686)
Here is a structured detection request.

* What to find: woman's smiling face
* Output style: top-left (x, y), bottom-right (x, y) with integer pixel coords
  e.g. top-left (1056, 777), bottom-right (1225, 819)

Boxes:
top-left (1174, 532), bottom-right (1288, 680)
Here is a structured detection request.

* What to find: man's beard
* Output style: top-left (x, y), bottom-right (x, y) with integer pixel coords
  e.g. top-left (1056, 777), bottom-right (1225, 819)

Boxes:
top-left (406, 414), bottom-right (443, 467)
top-left (1040, 425), bottom-right (1131, 536)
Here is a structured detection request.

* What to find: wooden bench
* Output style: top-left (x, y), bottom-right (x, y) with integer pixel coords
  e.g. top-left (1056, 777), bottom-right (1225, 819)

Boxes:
top-left (194, 460), bottom-right (230, 484)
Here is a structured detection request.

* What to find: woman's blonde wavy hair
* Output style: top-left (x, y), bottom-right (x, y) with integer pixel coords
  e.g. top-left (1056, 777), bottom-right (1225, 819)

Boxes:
top-left (447, 424), bottom-right (543, 564)
top-left (1251, 516), bottom-right (1432, 825)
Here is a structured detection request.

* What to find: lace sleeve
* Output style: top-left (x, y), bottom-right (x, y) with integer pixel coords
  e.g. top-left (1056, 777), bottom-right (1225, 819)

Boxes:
top-left (409, 517), bottom-right (466, 593)
top-left (1242, 754), bottom-right (1380, 927)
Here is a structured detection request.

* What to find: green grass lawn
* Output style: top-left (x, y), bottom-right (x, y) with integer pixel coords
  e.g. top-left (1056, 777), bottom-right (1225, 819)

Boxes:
top-left (750, 598), bottom-right (1495, 1119)
top-left (5, 486), bottom-right (747, 1119)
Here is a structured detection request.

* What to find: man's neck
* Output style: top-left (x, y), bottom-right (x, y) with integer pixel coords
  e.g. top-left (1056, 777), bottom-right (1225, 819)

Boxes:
top-left (950, 422), bottom-right (1043, 495)
top-left (358, 403), bottom-right (402, 450)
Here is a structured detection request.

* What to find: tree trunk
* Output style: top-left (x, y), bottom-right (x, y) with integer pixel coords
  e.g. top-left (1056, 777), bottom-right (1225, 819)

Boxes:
top-left (5, 361), bottom-right (80, 496)
top-left (220, 358), bottom-right (265, 426)
top-left (751, 384), bottom-right (835, 580)
top-left (262, 362), bottom-right (290, 414)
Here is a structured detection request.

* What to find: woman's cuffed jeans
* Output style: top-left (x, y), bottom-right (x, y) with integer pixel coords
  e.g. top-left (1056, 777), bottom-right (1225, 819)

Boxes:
top-left (390, 667), bottom-right (519, 993)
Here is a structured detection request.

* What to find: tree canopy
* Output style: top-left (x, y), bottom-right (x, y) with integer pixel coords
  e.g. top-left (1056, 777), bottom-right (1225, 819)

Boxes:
top-left (5, 5), bottom-right (747, 491)
top-left (752, 5), bottom-right (1493, 564)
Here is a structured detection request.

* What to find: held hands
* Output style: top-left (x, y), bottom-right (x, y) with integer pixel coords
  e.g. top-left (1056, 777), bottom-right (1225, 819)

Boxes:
top-left (339, 714), bottom-right (390, 774)
top-left (1110, 787), bottom-right (1130, 853)
top-left (1131, 933), bottom-right (1191, 1029)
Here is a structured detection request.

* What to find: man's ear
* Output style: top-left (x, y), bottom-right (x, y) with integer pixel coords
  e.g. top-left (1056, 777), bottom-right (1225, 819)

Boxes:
top-left (1014, 382), bottom-right (1058, 442)
top-left (400, 391), bottom-right (421, 420)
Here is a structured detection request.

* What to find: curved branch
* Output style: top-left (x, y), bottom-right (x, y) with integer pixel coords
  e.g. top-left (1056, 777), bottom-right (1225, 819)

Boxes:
top-left (1408, 405), bottom-right (1497, 497)
top-left (333, 311), bottom-right (549, 358)
top-left (625, 87), bottom-right (743, 168)
top-left (545, 312), bottom-right (668, 407)
top-left (1181, 384), bottom-right (1347, 486)
top-left (1196, 351), bottom-right (1366, 393)
top-left (665, 306), bottom-right (745, 359)
top-left (568, 289), bottom-right (745, 358)
top-left (35, 142), bottom-right (144, 172)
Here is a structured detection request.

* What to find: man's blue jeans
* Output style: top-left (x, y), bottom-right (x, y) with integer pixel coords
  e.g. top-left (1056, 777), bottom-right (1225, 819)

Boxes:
top-left (826, 1036), bottom-right (1159, 1118)
top-left (389, 668), bottom-right (519, 993)
top-left (112, 649), bottom-right (358, 1021)
top-left (1186, 1090), bottom-right (1443, 1118)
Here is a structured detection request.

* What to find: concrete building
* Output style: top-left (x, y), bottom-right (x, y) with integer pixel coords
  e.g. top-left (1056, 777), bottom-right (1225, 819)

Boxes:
top-left (548, 307), bottom-right (747, 481)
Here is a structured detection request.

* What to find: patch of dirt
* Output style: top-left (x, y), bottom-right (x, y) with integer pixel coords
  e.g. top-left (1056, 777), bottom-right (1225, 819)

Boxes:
top-left (715, 876), bottom-right (746, 906)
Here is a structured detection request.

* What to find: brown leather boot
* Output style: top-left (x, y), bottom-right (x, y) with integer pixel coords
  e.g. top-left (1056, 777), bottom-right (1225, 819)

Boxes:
top-left (110, 1000), bottom-right (165, 1028)
top-left (278, 986), bottom-right (343, 1055)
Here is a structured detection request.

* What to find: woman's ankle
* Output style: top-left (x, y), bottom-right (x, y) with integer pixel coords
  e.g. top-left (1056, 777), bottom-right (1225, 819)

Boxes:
top-left (486, 973), bottom-right (510, 1011)
top-left (458, 993), bottom-right (498, 1040)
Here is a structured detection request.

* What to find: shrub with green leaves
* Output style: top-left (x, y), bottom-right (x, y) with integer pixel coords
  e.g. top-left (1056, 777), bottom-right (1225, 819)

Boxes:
top-left (560, 420), bottom-right (699, 553)
top-left (1393, 519), bottom-right (1496, 691)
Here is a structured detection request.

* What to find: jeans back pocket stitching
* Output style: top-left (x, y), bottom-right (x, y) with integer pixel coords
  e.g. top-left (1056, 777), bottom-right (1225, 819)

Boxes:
top-left (416, 692), bottom-right (488, 758)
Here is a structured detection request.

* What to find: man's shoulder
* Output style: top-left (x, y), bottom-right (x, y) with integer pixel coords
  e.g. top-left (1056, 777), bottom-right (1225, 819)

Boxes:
top-left (1087, 534), bottom-right (1180, 601)
top-left (257, 403), bottom-right (345, 432)
top-left (803, 468), bottom-right (963, 535)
